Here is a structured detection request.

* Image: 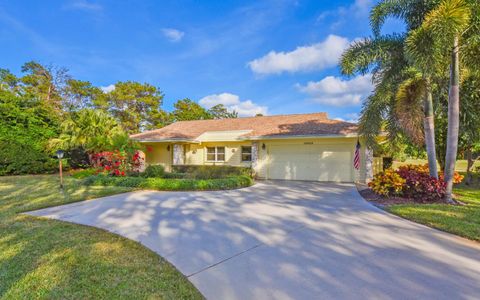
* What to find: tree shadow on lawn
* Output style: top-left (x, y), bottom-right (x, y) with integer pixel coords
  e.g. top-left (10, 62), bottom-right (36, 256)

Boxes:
top-left (0, 215), bottom-right (201, 299)
top-left (0, 175), bottom-right (201, 299)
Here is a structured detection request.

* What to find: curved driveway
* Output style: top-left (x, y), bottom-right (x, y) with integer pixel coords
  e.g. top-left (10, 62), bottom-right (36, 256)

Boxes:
top-left (28, 181), bottom-right (480, 299)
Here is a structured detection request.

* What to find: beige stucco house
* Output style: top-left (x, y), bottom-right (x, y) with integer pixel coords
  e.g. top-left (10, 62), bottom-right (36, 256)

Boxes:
top-left (130, 112), bottom-right (373, 183)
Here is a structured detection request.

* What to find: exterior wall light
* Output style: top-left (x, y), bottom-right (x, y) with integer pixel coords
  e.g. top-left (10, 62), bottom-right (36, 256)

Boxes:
top-left (262, 143), bottom-right (266, 150)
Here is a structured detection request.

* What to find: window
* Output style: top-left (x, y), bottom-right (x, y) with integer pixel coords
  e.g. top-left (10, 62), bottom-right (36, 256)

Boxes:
top-left (207, 147), bottom-right (225, 162)
top-left (241, 146), bottom-right (252, 162)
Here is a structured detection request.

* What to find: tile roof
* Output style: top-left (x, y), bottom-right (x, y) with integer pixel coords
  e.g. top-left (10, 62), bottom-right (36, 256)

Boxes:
top-left (130, 112), bottom-right (358, 141)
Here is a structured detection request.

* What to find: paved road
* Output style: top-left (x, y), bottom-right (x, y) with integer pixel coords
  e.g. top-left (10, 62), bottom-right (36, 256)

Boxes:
top-left (28, 181), bottom-right (480, 300)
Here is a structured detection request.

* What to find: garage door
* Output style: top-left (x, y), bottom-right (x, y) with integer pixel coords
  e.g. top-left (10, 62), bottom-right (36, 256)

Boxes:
top-left (267, 144), bottom-right (353, 182)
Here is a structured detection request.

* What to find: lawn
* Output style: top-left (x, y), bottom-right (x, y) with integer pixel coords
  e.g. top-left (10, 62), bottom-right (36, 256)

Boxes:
top-left (386, 176), bottom-right (480, 241)
top-left (0, 175), bottom-right (203, 299)
top-left (392, 159), bottom-right (480, 172)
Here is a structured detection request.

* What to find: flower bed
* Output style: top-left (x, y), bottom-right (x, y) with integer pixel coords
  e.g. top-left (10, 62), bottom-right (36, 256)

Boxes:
top-left (83, 174), bottom-right (254, 191)
top-left (368, 164), bottom-right (463, 202)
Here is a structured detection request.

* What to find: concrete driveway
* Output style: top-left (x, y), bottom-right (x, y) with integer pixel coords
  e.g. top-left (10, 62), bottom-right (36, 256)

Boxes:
top-left (28, 181), bottom-right (480, 300)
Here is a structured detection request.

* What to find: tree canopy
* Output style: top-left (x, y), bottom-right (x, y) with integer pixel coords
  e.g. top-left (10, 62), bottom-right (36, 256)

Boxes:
top-left (0, 61), bottom-right (239, 175)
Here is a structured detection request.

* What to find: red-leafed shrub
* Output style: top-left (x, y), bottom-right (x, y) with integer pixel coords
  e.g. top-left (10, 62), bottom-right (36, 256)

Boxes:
top-left (397, 165), bottom-right (446, 202)
top-left (369, 164), bottom-right (463, 202)
top-left (91, 150), bottom-right (143, 177)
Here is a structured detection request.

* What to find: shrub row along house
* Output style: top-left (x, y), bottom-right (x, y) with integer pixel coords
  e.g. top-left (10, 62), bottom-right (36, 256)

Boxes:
top-left (131, 112), bottom-right (373, 182)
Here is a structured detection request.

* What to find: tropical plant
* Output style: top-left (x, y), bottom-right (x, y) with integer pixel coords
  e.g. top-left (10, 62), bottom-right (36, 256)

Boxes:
top-left (369, 169), bottom-right (406, 197)
top-left (369, 164), bottom-right (463, 202)
top-left (406, 0), bottom-right (478, 201)
top-left (341, 4), bottom-right (440, 178)
top-left (49, 109), bottom-right (124, 154)
top-left (396, 165), bottom-right (447, 201)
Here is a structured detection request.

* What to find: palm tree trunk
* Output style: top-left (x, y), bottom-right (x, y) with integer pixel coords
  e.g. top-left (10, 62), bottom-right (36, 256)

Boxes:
top-left (444, 36), bottom-right (460, 203)
top-left (423, 87), bottom-right (438, 179)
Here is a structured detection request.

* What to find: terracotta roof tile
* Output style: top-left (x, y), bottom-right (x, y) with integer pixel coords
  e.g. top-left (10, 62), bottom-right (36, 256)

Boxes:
top-left (130, 112), bottom-right (358, 141)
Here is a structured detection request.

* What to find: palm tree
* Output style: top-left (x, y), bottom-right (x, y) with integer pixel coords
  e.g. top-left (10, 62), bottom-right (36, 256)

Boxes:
top-left (341, 0), bottom-right (441, 178)
top-left (49, 109), bottom-right (124, 154)
top-left (406, 0), bottom-right (475, 201)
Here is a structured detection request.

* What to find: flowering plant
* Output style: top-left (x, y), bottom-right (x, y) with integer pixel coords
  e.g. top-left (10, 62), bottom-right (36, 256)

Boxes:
top-left (91, 150), bottom-right (143, 177)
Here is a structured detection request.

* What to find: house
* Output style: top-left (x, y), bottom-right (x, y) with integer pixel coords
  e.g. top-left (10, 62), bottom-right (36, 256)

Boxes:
top-left (130, 112), bottom-right (373, 182)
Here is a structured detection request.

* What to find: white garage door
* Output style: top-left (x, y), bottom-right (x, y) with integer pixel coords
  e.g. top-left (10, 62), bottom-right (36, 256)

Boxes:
top-left (267, 144), bottom-right (354, 182)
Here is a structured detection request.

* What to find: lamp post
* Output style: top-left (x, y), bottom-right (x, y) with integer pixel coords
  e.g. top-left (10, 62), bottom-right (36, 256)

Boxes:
top-left (56, 150), bottom-right (65, 189)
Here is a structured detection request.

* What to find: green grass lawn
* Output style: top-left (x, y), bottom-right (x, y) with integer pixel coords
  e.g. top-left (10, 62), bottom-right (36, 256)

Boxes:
top-left (0, 175), bottom-right (203, 299)
top-left (392, 159), bottom-right (480, 172)
top-left (386, 176), bottom-right (480, 241)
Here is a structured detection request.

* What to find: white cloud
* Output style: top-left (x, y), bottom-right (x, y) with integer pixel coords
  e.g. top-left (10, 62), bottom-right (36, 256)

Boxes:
top-left (199, 93), bottom-right (268, 117)
top-left (247, 35), bottom-right (349, 75)
top-left (65, 0), bottom-right (102, 11)
top-left (316, 0), bottom-right (373, 29)
top-left (100, 84), bottom-right (115, 93)
top-left (353, 0), bottom-right (373, 14)
top-left (297, 74), bottom-right (373, 107)
top-left (161, 28), bottom-right (185, 42)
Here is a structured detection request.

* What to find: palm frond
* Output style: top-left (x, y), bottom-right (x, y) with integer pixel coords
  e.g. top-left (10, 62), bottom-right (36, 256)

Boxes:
top-left (340, 34), bottom-right (405, 77)
top-left (370, 0), bottom-right (411, 36)
top-left (423, 0), bottom-right (471, 41)
top-left (406, 26), bottom-right (441, 72)
top-left (358, 82), bottom-right (393, 148)
top-left (395, 75), bottom-right (426, 145)
top-left (370, 0), bottom-right (440, 36)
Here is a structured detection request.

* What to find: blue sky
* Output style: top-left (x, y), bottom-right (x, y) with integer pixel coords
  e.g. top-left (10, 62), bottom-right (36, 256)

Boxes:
top-left (0, 0), bottom-right (402, 121)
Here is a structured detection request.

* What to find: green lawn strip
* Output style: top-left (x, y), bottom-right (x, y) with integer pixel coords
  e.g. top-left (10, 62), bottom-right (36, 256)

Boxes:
top-left (392, 159), bottom-right (480, 172)
top-left (0, 175), bottom-right (203, 299)
top-left (385, 183), bottom-right (480, 242)
top-left (83, 174), bottom-right (254, 191)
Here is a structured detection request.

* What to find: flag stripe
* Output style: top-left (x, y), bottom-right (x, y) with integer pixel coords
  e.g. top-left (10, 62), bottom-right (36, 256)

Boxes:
top-left (354, 141), bottom-right (360, 170)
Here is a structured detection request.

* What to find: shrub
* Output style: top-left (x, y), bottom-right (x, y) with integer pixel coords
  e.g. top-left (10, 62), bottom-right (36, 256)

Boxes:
top-left (83, 175), bottom-right (253, 191)
top-left (0, 139), bottom-right (59, 175)
top-left (439, 171), bottom-right (464, 184)
top-left (70, 168), bottom-right (97, 179)
top-left (0, 90), bottom-right (60, 175)
top-left (162, 172), bottom-right (187, 179)
top-left (368, 169), bottom-right (406, 197)
top-left (142, 165), bottom-right (165, 178)
top-left (66, 148), bottom-right (90, 169)
top-left (397, 166), bottom-right (446, 202)
top-left (369, 164), bottom-right (462, 202)
top-left (172, 165), bottom-right (251, 179)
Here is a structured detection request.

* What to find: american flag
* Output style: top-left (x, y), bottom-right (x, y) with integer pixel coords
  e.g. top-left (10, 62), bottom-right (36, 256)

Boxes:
top-left (354, 140), bottom-right (361, 170)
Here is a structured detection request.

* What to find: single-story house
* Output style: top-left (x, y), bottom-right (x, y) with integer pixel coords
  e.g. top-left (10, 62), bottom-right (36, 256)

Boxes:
top-left (130, 112), bottom-right (374, 182)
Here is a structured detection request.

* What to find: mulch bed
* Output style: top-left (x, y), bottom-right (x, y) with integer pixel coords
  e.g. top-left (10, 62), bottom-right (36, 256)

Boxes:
top-left (356, 183), bottom-right (461, 206)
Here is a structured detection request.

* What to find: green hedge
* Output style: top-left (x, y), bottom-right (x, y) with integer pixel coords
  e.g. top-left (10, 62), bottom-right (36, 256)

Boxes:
top-left (172, 165), bottom-right (252, 179)
top-left (70, 168), bottom-right (97, 179)
top-left (83, 175), bottom-right (253, 191)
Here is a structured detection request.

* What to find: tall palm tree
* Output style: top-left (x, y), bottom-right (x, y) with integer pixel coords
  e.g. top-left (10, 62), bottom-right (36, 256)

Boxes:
top-left (406, 0), bottom-right (474, 201)
top-left (341, 0), bottom-right (441, 178)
